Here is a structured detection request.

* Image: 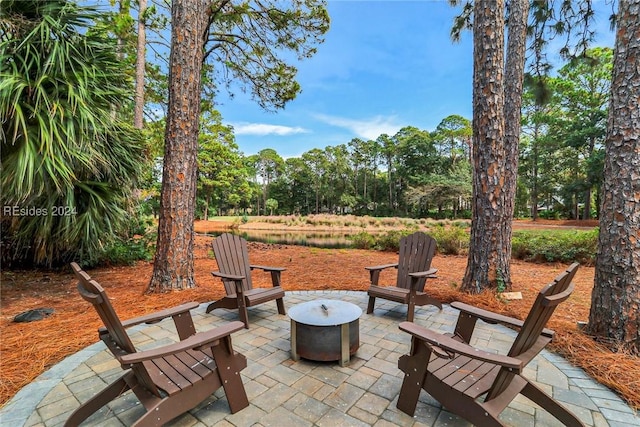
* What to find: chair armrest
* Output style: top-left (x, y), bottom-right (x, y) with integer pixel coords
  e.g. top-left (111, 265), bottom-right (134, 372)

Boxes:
top-left (366, 263), bottom-right (399, 286)
top-left (249, 265), bottom-right (285, 288)
top-left (120, 321), bottom-right (245, 364)
top-left (211, 271), bottom-right (245, 295)
top-left (451, 301), bottom-right (553, 338)
top-left (365, 263), bottom-right (398, 271)
top-left (399, 321), bottom-right (522, 371)
top-left (250, 265), bottom-right (286, 272)
top-left (100, 303), bottom-right (199, 333)
top-left (408, 268), bottom-right (438, 279)
top-left (212, 271), bottom-right (245, 281)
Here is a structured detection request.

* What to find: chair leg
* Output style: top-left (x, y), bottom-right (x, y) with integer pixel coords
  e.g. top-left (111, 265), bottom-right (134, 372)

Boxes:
top-left (276, 297), bottom-right (286, 315)
top-left (206, 297), bottom-right (237, 313)
top-left (407, 299), bottom-right (416, 322)
top-left (131, 388), bottom-right (205, 427)
top-left (64, 373), bottom-right (131, 427)
top-left (367, 296), bottom-right (376, 314)
top-left (414, 294), bottom-right (443, 312)
top-left (206, 300), bottom-right (219, 313)
top-left (396, 339), bottom-right (431, 416)
top-left (239, 305), bottom-right (249, 328)
top-left (212, 337), bottom-right (250, 414)
top-left (521, 381), bottom-right (585, 427)
top-left (423, 296), bottom-right (442, 311)
top-left (132, 399), bottom-right (175, 427)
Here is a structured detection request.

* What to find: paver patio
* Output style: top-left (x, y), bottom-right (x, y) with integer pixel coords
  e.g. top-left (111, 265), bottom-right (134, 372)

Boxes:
top-left (1, 291), bottom-right (638, 427)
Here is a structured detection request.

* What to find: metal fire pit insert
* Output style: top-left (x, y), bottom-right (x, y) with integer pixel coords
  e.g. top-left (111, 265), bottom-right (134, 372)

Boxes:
top-left (289, 299), bottom-right (362, 366)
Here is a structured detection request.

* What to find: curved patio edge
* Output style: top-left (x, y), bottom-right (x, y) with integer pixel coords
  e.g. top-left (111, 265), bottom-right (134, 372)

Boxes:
top-left (1, 290), bottom-right (637, 427)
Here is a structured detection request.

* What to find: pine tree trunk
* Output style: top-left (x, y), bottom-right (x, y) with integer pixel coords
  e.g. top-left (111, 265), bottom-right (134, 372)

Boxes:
top-left (134, 0), bottom-right (147, 129)
top-left (461, 0), bottom-right (506, 293)
top-left (583, 188), bottom-right (592, 220)
top-left (588, 0), bottom-right (640, 354)
top-left (148, 0), bottom-right (209, 292)
top-left (531, 123), bottom-right (540, 220)
top-left (583, 136), bottom-right (597, 220)
top-left (363, 169), bottom-right (367, 202)
top-left (388, 156), bottom-right (393, 210)
top-left (501, 0), bottom-right (529, 288)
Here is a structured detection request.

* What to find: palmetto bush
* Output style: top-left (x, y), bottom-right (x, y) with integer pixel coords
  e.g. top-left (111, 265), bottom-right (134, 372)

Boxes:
top-left (1, 0), bottom-right (145, 267)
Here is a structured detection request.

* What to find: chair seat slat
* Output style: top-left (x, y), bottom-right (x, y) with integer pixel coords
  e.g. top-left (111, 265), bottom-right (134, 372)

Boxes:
top-left (146, 358), bottom-right (190, 394)
top-left (183, 349), bottom-right (217, 378)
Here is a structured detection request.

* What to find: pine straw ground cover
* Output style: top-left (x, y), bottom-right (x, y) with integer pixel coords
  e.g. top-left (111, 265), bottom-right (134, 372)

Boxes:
top-left (1, 233), bottom-right (639, 411)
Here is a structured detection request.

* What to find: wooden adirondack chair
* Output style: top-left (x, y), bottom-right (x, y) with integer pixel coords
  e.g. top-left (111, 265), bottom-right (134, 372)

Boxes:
top-left (366, 231), bottom-right (442, 322)
top-left (67, 263), bottom-right (249, 427)
top-left (396, 263), bottom-right (584, 427)
top-left (206, 233), bottom-right (286, 328)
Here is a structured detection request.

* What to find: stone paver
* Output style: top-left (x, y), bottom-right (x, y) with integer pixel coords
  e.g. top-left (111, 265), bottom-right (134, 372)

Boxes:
top-left (1, 290), bottom-right (638, 427)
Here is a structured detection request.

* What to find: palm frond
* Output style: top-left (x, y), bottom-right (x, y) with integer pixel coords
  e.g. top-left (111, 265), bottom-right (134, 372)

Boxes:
top-left (1, 0), bottom-right (145, 267)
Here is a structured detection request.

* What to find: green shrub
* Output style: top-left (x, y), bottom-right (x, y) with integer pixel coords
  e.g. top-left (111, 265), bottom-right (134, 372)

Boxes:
top-left (349, 232), bottom-right (376, 249)
top-left (538, 210), bottom-right (560, 220)
top-left (373, 230), bottom-right (402, 251)
top-left (512, 229), bottom-right (598, 264)
top-left (96, 213), bottom-right (156, 266)
top-left (348, 229), bottom-right (413, 251)
top-left (355, 227), bottom-right (596, 263)
top-left (100, 235), bottom-right (155, 266)
top-left (429, 225), bottom-right (470, 255)
top-left (374, 230), bottom-right (413, 251)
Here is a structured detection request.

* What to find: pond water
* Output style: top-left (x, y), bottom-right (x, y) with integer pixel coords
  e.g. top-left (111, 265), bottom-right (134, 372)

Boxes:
top-left (199, 229), bottom-right (372, 248)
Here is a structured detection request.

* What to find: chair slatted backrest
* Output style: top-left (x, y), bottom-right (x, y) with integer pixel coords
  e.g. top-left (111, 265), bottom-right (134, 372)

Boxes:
top-left (71, 263), bottom-right (160, 396)
top-left (396, 232), bottom-right (437, 291)
top-left (212, 233), bottom-right (253, 295)
top-left (487, 263), bottom-right (579, 400)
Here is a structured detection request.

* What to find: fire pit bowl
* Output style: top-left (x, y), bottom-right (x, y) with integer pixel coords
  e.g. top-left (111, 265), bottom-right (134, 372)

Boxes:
top-left (289, 299), bottom-right (362, 366)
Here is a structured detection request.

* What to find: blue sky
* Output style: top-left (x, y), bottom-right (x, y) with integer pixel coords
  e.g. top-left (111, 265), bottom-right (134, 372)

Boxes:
top-left (213, 1), bottom-right (616, 159)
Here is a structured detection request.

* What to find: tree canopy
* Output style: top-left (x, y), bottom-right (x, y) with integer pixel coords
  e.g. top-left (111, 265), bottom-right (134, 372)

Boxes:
top-left (203, 0), bottom-right (330, 111)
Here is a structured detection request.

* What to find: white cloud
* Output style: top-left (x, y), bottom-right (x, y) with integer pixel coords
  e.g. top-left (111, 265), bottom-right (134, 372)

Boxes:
top-left (313, 113), bottom-right (404, 140)
top-left (232, 122), bottom-right (309, 136)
